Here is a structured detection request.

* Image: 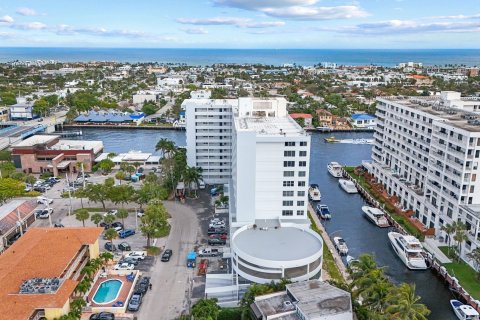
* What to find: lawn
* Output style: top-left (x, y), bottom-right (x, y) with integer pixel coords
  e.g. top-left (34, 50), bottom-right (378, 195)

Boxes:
top-left (439, 246), bottom-right (480, 300)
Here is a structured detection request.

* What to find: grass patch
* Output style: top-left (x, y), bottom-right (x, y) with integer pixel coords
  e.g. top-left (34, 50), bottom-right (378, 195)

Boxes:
top-left (439, 246), bottom-right (480, 300)
top-left (146, 246), bottom-right (162, 256)
top-left (308, 211), bottom-right (344, 283)
top-left (345, 166), bottom-right (424, 240)
top-left (218, 307), bottom-right (243, 320)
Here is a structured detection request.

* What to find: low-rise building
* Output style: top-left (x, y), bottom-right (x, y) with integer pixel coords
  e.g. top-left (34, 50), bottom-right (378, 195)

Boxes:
top-left (315, 109), bottom-right (333, 127)
top-left (0, 199), bottom-right (38, 252)
top-left (250, 280), bottom-right (353, 320)
top-left (0, 227), bottom-right (103, 320)
top-left (350, 114), bottom-right (376, 129)
top-left (289, 113), bottom-right (313, 127)
top-left (12, 135), bottom-right (103, 175)
top-left (10, 102), bottom-right (37, 120)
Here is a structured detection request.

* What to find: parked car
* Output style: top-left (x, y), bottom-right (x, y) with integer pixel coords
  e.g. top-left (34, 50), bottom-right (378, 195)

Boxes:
top-left (120, 257), bottom-right (138, 265)
top-left (33, 186), bottom-right (46, 193)
top-left (207, 227), bottom-right (227, 235)
top-left (127, 293), bottom-right (143, 311)
top-left (35, 209), bottom-right (50, 219)
top-left (104, 209), bottom-right (118, 217)
top-left (198, 247), bottom-right (222, 257)
top-left (209, 222), bottom-right (226, 228)
top-left (54, 223), bottom-right (64, 228)
top-left (126, 251), bottom-right (145, 260)
top-left (111, 222), bottom-right (124, 229)
top-left (99, 222), bottom-right (111, 230)
top-left (104, 242), bottom-right (117, 252)
top-left (7, 233), bottom-right (21, 245)
top-left (208, 238), bottom-right (226, 246)
top-left (137, 209), bottom-right (145, 217)
top-left (36, 196), bottom-right (53, 204)
top-left (161, 249), bottom-right (173, 262)
top-left (118, 229), bottom-right (135, 239)
top-left (135, 277), bottom-right (150, 294)
top-left (113, 262), bottom-right (135, 270)
top-left (46, 177), bottom-right (60, 184)
top-left (89, 312), bottom-right (115, 320)
top-left (209, 233), bottom-right (228, 240)
top-left (118, 242), bottom-right (131, 251)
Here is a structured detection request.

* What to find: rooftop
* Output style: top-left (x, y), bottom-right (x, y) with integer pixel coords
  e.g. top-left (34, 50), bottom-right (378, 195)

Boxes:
top-left (0, 199), bottom-right (38, 235)
top-left (51, 139), bottom-right (104, 153)
top-left (13, 135), bottom-right (58, 147)
top-left (235, 116), bottom-right (306, 137)
top-left (233, 225), bottom-right (322, 262)
top-left (0, 227), bottom-right (103, 320)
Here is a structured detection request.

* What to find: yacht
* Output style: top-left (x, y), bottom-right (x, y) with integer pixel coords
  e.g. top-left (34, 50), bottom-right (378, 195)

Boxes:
top-left (362, 206), bottom-right (390, 228)
top-left (387, 232), bottom-right (428, 270)
top-left (339, 179), bottom-right (358, 193)
top-left (450, 300), bottom-right (480, 320)
top-left (316, 204), bottom-right (331, 220)
top-left (327, 162), bottom-right (343, 178)
top-left (333, 237), bottom-right (349, 255)
top-left (308, 184), bottom-right (322, 201)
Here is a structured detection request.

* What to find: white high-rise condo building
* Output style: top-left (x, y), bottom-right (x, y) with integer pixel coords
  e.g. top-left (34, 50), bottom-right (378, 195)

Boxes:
top-left (369, 91), bottom-right (480, 264)
top-left (185, 96), bottom-right (323, 286)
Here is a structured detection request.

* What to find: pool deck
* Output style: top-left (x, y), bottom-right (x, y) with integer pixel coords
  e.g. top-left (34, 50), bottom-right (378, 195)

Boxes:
top-left (87, 274), bottom-right (134, 308)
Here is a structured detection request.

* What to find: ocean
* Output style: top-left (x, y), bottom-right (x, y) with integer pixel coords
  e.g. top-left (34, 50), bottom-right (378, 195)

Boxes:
top-left (0, 47), bottom-right (479, 67)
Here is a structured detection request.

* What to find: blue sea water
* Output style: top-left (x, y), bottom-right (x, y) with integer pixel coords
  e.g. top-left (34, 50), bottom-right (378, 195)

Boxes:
top-left (0, 47), bottom-right (479, 67)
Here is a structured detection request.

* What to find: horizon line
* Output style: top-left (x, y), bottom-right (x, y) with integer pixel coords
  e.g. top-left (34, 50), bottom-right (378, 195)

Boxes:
top-left (0, 46), bottom-right (479, 50)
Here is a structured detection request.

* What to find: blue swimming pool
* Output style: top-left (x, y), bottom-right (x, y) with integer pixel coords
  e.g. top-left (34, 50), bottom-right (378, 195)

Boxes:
top-left (92, 279), bottom-right (123, 304)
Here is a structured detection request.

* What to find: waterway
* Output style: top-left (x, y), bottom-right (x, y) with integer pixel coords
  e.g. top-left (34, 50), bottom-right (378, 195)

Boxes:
top-left (72, 127), bottom-right (454, 319)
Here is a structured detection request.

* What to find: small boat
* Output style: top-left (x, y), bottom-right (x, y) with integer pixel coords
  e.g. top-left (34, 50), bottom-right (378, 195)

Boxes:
top-left (388, 232), bottom-right (428, 270)
top-left (450, 300), bottom-right (480, 320)
top-left (362, 206), bottom-right (390, 228)
top-left (316, 204), bottom-right (331, 220)
top-left (324, 136), bottom-right (339, 143)
top-left (308, 184), bottom-right (322, 201)
top-left (333, 237), bottom-right (349, 255)
top-left (316, 126), bottom-right (332, 132)
top-left (339, 179), bottom-right (358, 193)
top-left (327, 162), bottom-right (343, 178)
top-left (346, 255), bottom-right (359, 267)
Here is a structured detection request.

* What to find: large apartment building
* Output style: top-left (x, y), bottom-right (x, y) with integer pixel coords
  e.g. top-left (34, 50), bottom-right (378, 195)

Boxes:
top-left (370, 91), bottom-right (480, 260)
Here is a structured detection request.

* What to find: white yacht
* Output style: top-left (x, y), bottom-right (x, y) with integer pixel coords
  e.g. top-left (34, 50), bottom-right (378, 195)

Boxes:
top-left (327, 162), bottom-right (343, 178)
top-left (362, 206), bottom-right (390, 228)
top-left (388, 232), bottom-right (428, 270)
top-left (339, 179), bottom-right (358, 193)
top-left (450, 300), bottom-right (480, 320)
top-left (333, 237), bottom-right (349, 255)
top-left (308, 184), bottom-right (321, 201)
top-left (316, 204), bottom-right (331, 220)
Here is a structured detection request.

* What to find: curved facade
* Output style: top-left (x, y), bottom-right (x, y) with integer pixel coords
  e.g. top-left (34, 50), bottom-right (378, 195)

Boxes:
top-left (231, 223), bottom-right (323, 283)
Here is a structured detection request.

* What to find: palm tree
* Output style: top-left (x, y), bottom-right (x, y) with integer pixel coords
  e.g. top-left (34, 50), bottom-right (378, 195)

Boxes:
top-left (80, 265), bottom-right (96, 279)
top-left (453, 221), bottom-right (468, 260)
top-left (348, 253), bottom-right (378, 281)
top-left (385, 283), bottom-right (430, 320)
top-left (107, 152), bottom-right (117, 159)
top-left (467, 248), bottom-right (480, 279)
top-left (116, 208), bottom-right (129, 225)
top-left (75, 209), bottom-right (90, 227)
top-left (104, 228), bottom-right (118, 249)
top-left (115, 171), bottom-right (125, 185)
top-left (441, 223), bottom-right (456, 255)
top-left (99, 252), bottom-right (114, 265)
top-left (156, 138), bottom-right (176, 159)
top-left (90, 213), bottom-right (103, 227)
top-left (184, 166), bottom-right (203, 197)
top-left (119, 161), bottom-right (129, 172)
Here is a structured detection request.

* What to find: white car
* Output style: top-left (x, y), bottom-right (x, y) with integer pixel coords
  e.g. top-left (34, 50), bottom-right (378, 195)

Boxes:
top-left (113, 263), bottom-right (135, 270)
top-left (126, 251), bottom-right (146, 260)
top-left (37, 196), bottom-right (53, 204)
top-left (137, 209), bottom-right (145, 217)
top-left (209, 221), bottom-right (226, 228)
top-left (104, 209), bottom-right (118, 217)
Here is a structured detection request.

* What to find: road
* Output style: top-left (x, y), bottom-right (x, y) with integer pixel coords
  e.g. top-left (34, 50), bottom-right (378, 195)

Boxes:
top-left (137, 200), bottom-right (200, 320)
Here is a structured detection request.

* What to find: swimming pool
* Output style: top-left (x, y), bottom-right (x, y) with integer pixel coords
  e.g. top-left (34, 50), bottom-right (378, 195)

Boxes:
top-left (92, 279), bottom-right (123, 304)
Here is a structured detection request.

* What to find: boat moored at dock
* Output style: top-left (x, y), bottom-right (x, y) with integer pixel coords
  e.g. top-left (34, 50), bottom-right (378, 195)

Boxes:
top-left (333, 236), bottom-right (349, 255)
top-left (362, 206), bottom-right (390, 228)
top-left (339, 179), bottom-right (358, 193)
top-left (316, 204), bottom-right (331, 220)
top-left (308, 184), bottom-right (321, 201)
top-left (450, 300), bottom-right (480, 320)
top-left (327, 162), bottom-right (343, 178)
top-left (388, 232), bottom-right (428, 270)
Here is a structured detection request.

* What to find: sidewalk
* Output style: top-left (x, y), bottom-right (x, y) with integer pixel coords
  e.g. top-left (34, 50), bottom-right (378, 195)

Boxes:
top-left (422, 237), bottom-right (452, 263)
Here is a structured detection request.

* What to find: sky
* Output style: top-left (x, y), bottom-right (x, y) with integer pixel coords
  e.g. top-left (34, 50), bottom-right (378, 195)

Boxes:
top-left (0, 0), bottom-right (479, 49)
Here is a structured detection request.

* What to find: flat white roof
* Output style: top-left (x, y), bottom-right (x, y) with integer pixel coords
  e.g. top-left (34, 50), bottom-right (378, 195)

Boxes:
top-left (51, 139), bottom-right (104, 154)
top-left (233, 226), bottom-right (322, 262)
top-left (235, 116), bottom-right (305, 137)
top-left (14, 135), bottom-right (58, 147)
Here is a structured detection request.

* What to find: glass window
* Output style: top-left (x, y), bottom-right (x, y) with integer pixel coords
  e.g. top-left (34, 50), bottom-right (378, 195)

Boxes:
top-left (297, 201), bottom-right (305, 206)
top-left (284, 171), bottom-right (294, 177)
top-left (284, 151), bottom-right (295, 157)
top-left (284, 161), bottom-right (295, 167)
top-left (300, 141), bottom-right (307, 146)
top-left (283, 191), bottom-right (294, 197)
top-left (283, 201), bottom-right (294, 206)
top-left (297, 210), bottom-right (304, 216)
top-left (283, 181), bottom-right (294, 187)
top-left (298, 171), bottom-right (306, 177)
top-left (299, 161), bottom-right (307, 167)
top-left (297, 191), bottom-right (305, 196)
top-left (285, 142), bottom-right (295, 146)
top-left (299, 151), bottom-right (307, 157)
top-left (298, 181), bottom-right (306, 187)
top-left (282, 210), bottom-right (293, 216)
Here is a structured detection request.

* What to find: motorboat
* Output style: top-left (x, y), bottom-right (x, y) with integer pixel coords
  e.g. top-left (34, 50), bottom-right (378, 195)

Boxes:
top-left (339, 179), bottom-right (358, 193)
top-left (450, 300), bottom-right (480, 320)
top-left (308, 184), bottom-right (322, 201)
top-left (316, 204), bottom-right (331, 220)
top-left (327, 162), bottom-right (343, 178)
top-left (362, 206), bottom-right (390, 228)
top-left (333, 237), bottom-right (349, 255)
top-left (324, 136), bottom-right (339, 143)
top-left (387, 232), bottom-right (428, 270)
top-left (346, 255), bottom-right (359, 267)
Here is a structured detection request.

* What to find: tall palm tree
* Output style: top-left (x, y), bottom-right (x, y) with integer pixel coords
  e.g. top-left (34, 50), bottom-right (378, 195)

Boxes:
top-left (453, 221), bottom-right (468, 260)
top-left (156, 138), bottom-right (176, 159)
top-left (385, 283), bottom-right (430, 320)
top-left (441, 223), bottom-right (456, 255)
top-left (184, 166), bottom-right (203, 197)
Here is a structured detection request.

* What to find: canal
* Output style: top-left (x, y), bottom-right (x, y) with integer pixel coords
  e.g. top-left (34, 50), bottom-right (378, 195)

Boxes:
top-left (73, 127), bottom-right (454, 319)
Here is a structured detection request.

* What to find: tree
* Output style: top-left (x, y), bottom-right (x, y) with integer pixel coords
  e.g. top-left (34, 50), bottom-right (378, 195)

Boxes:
top-left (183, 166), bottom-right (203, 197)
top-left (103, 214), bottom-right (115, 225)
top-left (104, 228), bottom-right (118, 248)
top-left (141, 102), bottom-right (158, 115)
top-left (25, 175), bottom-right (36, 185)
top-left (155, 138), bottom-right (176, 159)
top-left (75, 208), bottom-right (90, 227)
top-left (90, 213), bottom-right (103, 227)
top-left (0, 162), bottom-right (16, 178)
top-left (441, 223), bottom-right (456, 255)
top-left (385, 284), bottom-right (430, 320)
top-left (84, 181), bottom-right (112, 209)
top-left (467, 248), bottom-right (480, 279)
top-left (99, 159), bottom-right (115, 174)
top-left (191, 298), bottom-right (221, 320)
top-left (140, 199), bottom-right (170, 247)
top-left (0, 178), bottom-right (26, 204)
top-left (109, 184), bottom-right (135, 207)
top-left (115, 171), bottom-right (125, 184)
top-left (33, 98), bottom-right (49, 117)
top-left (453, 221), bottom-right (468, 260)
top-left (116, 208), bottom-right (129, 225)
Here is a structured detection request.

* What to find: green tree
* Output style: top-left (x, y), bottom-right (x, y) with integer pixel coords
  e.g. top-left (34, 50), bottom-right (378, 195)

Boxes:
top-left (99, 159), bottom-right (115, 174)
top-left (155, 138), bottom-right (176, 159)
top-left (140, 199), bottom-right (170, 247)
top-left (75, 208), bottom-right (90, 227)
top-left (441, 223), bottom-right (456, 255)
top-left (116, 208), bottom-right (129, 225)
top-left (191, 298), bottom-right (221, 320)
top-left (385, 284), bottom-right (430, 320)
top-left (103, 214), bottom-right (115, 225)
top-left (84, 181), bottom-right (112, 209)
top-left (141, 102), bottom-right (159, 115)
top-left (33, 98), bottom-right (49, 117)
top-left (467, 248), bottom-right (480, 279)
top-left (0, 178), bottom-right (26, 204)
top-left (115, 171), bottom-right (125, 184)
top-left (25, 175), bottom-right (36, 185)
top-left (104, 228), bottom-right (118, 248)
top-left (0, 162), bottom-right (16, 178)
top-left (0, 92), bottom-right (16, 105)
top-left (183, 166), bottom-right (203, 197)
top-left (90, 213), bottom-right (103, 227)
top-left (453, 221), bottom-right (468, 260)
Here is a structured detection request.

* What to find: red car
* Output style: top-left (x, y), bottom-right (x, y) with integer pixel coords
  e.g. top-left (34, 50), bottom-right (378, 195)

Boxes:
top-left (209, 234), bottom-right (228, 240)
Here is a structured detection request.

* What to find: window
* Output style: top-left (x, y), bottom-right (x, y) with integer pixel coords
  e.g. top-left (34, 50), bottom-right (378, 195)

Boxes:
top-left (284, 151), bottom-right (295, 157)
top-left (284, 171), bottom-right (294, 177)
top-left (283, 191), bottom-right (294, 197)
top-left (297, 201), bottom-right (305, 206)
top-left (299, 161), bottom-right (307, 167)
top-left (298, 181), bottom-right (306, 187)
top-left (284, 161), bottom-right (295, 167)
top-left (283, 181), bottom-right (294, 187)
top-left (297, 191), bottom-right (305, 197)
top-left (300, 141), bottom-right (307, 146)
top-left (282, 210), bottom-right (293, 216)
top-left (299, 151), bottom-right (307, 157)
top-left (298, 171), bottom-right (306, 177)
top-left (283, 201), bottom-right (294, 206)
top-left (297, 210), bottom-right (305, 215)
top-left (285, 142), bottom-right (295, 146)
